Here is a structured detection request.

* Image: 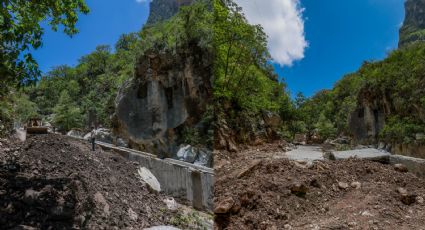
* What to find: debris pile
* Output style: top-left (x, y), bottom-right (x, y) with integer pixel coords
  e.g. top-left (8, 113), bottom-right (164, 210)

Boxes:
top-left (214, 143), bottom-right (425, 230)
top-left (0, 135), bottom-right (196, 229)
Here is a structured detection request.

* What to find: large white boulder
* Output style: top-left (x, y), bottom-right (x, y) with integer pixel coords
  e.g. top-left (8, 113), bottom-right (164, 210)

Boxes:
top-left (137, 167), bottom-right (161, 192)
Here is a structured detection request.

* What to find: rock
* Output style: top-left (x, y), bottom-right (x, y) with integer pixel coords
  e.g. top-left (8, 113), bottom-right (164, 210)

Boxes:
top-left (214, 197), bottom-right (235, 214)
top-left (236, 160), bottom-right (262, 179)
top-left (115, 138), bottom-right (128, 147)
top-left (144, 227), bottom-right (181, 230)
top-left (293, 134), bottom-right (306, 145)
top-left (163, 197), bottom-right (178, 211)
top-left (401, 194), bottom-right (417, 205)
top-left (194, 148), bottom-right (213, 167)
top-left (416, 133), bottom-right (425, 141)
top-left (290, 182), bottom-right (309, 197)
top-left (137, 167), bottom-right (161, 192)
top-left (177, 145), bottom-right (198, 163)
top-left (112, 47), bottom-right (212, 156)
top-left (128, 208), bottom-right (138, 221)
top-left (350, 182), bottom-right (361, 189)
top-left (93, 192), bottom-right (110, 217)
top-left (338, 182), bottom-right (349, 190)
top-left (416, 196), bottom-right (424, 204)
top-left (397, 187), bottom-right (408, 196)
top-left (394, 163), bottom-right (408, 173)
top-left (66, 129), bottom-right (84, 138)
top-left (378, 142), bottom-right (386, 149)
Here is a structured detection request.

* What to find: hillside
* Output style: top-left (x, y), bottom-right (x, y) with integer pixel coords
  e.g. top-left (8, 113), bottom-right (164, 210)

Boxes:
top-left (399, 0), bottom-right (425, 47)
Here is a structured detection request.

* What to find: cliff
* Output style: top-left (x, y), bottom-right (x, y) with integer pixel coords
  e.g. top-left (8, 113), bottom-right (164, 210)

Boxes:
top-left (146, 0), bottom-right (194, 25)
top-left (112, 43), bottom-right (212, 156)
top-left (399, 0), bottom-right (425, 47)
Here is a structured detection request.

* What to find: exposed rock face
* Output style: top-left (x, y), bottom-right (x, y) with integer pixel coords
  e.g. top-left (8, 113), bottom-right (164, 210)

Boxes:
top-left (349, 90), bottom-right (388, 144)
top-left (146, 0), bottom-right (194, 25)
top-left (399, 0), bottom-right (425, 47)
top-left (113, 45), bottom-right (212, 156)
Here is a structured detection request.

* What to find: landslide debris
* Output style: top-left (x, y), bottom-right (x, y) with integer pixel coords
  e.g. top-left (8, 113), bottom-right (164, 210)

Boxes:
top-left (0, 134), bottom-right (199, 229)
top-left (214, 143), bottom-right (425, 230)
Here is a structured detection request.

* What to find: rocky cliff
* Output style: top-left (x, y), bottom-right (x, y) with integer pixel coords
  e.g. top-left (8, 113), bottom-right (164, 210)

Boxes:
top-left (112, 43), bottom-right (212, 156)
top-left (146, 0), bottom-right (194, 25)
top-left (399, 0), bottom-right (425, 47)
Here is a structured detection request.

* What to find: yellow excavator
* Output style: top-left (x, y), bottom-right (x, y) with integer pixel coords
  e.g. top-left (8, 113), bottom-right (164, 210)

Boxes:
top-left (26, 118), bottom-right (48, 134)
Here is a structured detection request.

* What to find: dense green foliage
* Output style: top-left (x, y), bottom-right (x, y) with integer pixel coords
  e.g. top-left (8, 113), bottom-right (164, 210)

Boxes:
top-left (214, 0), bottom-right (293, 142)
top-left (24, 39), bottom-right (138, 131)
top-left (298, 43), bottom-right (425, 143)
top-left (0, 0), bottom-right (89, 135)
top-left (0, 0), bottom-right (89, 94)
top-left (16, 0), bottom-right (213, 133)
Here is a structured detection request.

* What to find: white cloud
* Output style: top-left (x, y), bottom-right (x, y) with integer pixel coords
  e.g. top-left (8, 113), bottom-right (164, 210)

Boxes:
top-left (234, 0), bottom-right (308, 66)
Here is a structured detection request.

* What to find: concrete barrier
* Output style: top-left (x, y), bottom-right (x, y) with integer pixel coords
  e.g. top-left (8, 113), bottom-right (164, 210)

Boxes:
top-left (95, 141), bottom-right (214, 211)
top-left (390, 155), bottom-right (425, 178)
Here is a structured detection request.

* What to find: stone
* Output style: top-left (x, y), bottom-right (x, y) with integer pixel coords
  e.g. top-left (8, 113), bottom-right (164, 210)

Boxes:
top-left (137, 167), bottom-right (161, 192)
top-left (194, 148), bottom-right (213, 167)
top-left (214, 197), bottom-right (235, 214)
top-left (128, 208), bottom-right (138, 221)
top-left (390, 155), bottom-right (425, 178)
top-left (66, 129), bottom-right (84, 138)
top-left (94, 192), bottom-right (110, 217)
top-left (116, 138), bottom-right (128, 147)
top-left (338, 182), bottom-right (349, 190)
top-left (177, 145), bottom-right (198, 163)
top-left (416, 196), bottom-right (424, 204)
top-left (163, 197), bottom-right (178, 211)
top-left (394, 164), bottom-right (408, 173)
top-left (144, 227), bottom-right (181, 230)
top-left (290, 182), bottom-right (309, 197)
top-left (350, 182), bottom-right (361, 189)
top-left (397, 187), bottom-right (408, 196)
top-left (332, 148), bottom-right (390, 163)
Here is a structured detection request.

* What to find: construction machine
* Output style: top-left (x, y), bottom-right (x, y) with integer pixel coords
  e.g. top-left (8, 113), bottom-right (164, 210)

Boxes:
top-left (26, 118), bottom-right (48, 134)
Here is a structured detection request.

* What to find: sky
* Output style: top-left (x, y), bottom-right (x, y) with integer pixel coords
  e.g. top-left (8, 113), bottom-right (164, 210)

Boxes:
top-left (32, 0), bottom-right (151, 73)
top-left (34, 0), bottom-right (405, 98)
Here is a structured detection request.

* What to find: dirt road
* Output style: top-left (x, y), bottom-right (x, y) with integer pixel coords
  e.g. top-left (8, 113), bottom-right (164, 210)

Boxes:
top-left (214, 142), bottom-right (425, 230)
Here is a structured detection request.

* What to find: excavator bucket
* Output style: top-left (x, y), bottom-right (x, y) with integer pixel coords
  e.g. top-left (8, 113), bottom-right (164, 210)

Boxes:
top-left (26, 118), bottom-right (49, 135)
top-left (26, 127), bottom-right (48, 134)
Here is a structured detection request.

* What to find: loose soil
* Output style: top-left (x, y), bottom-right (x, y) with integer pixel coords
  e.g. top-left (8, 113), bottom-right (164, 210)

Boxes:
top-left (0, 134), bottom-right (207, 230)
top-left (214, 142), bottom-right (425, 230)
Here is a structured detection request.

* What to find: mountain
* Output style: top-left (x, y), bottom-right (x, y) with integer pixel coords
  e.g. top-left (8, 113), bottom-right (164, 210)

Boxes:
top-left (146, 0), bottom-right (194, 25)
top-left (399, 0), bottom-right (425, 47)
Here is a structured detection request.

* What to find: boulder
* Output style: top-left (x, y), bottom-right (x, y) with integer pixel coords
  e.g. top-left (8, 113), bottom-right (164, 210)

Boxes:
top-left (177, 145), bottom-right (198, 163)
top-left (66, 129), bottom-right (84, 138)
top-left (194, 148), bottom-right (213, 167)
top-left (137, 167), bottom-right (161, 192)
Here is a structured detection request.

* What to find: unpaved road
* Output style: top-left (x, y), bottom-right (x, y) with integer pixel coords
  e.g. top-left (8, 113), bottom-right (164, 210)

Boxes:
top-left (214, 142), bottom-right (425, 230)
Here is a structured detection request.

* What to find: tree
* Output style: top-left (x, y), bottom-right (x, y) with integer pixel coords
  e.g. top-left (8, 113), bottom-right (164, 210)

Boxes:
top-left (53, 90), bottom-right (82, 131)
top-left (0, 0), bottom-right (89, 94)
top-left (13, 93), bottom-right (39, 124)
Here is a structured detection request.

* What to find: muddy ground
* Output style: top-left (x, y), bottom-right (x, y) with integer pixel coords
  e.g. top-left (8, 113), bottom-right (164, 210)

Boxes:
top-left (0, 134), bottom-right (209, 230)
top-left (214, 142), bottom-right (425, 230)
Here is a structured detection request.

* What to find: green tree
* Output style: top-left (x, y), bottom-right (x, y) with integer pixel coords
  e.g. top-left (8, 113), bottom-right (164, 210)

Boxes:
top-left (53, 90), bottom-right (82, 131)
top-left (13, 93), bottom-right (39, 124)
top-left (0, 0), bottom-right (89, 94)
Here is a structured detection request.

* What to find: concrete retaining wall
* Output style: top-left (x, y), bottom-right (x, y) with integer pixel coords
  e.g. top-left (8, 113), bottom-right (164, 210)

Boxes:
top-left (97, 142), bottom-right (214, 211)
top-left (72, 137), bottom-right (214, 211)
top-left (390, 155), bottom-right (425, 178)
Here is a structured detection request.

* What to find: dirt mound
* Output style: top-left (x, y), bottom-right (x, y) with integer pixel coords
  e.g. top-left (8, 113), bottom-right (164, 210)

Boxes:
top-left (214, 144), bottom-right (425, 230)
top-left (0, 134), bottom-right (187, 229)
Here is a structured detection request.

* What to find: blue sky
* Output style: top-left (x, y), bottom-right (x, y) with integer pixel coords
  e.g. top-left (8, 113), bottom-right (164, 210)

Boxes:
top-left (275, 0), bottom-right (405, 97)
top-left (33, 0), bottom-right (151, 73)
top-left (33, 0), bottom-right (405, 98)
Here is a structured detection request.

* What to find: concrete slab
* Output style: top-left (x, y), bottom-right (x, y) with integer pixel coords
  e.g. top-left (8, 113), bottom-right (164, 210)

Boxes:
top-left (390, 155), bottom-right (425, 177)
top-left (282, 145), bottom-right (324, 162)
top-left (332, 148), bottom-right (390, 163)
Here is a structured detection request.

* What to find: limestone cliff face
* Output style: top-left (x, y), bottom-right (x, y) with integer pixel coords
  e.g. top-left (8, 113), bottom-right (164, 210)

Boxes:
top-left (399, 0), bottom-right (425, 47)
top-left (146, 0), bottom-right (194, 25)
top-left (112, 44), bottom-right (212, 156)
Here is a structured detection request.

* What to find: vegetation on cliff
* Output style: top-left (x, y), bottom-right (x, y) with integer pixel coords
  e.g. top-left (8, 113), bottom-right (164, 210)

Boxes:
top-left (214, 0), bottom-right (293, 144)
top-left (298, 43), bottom-right (425, 143)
